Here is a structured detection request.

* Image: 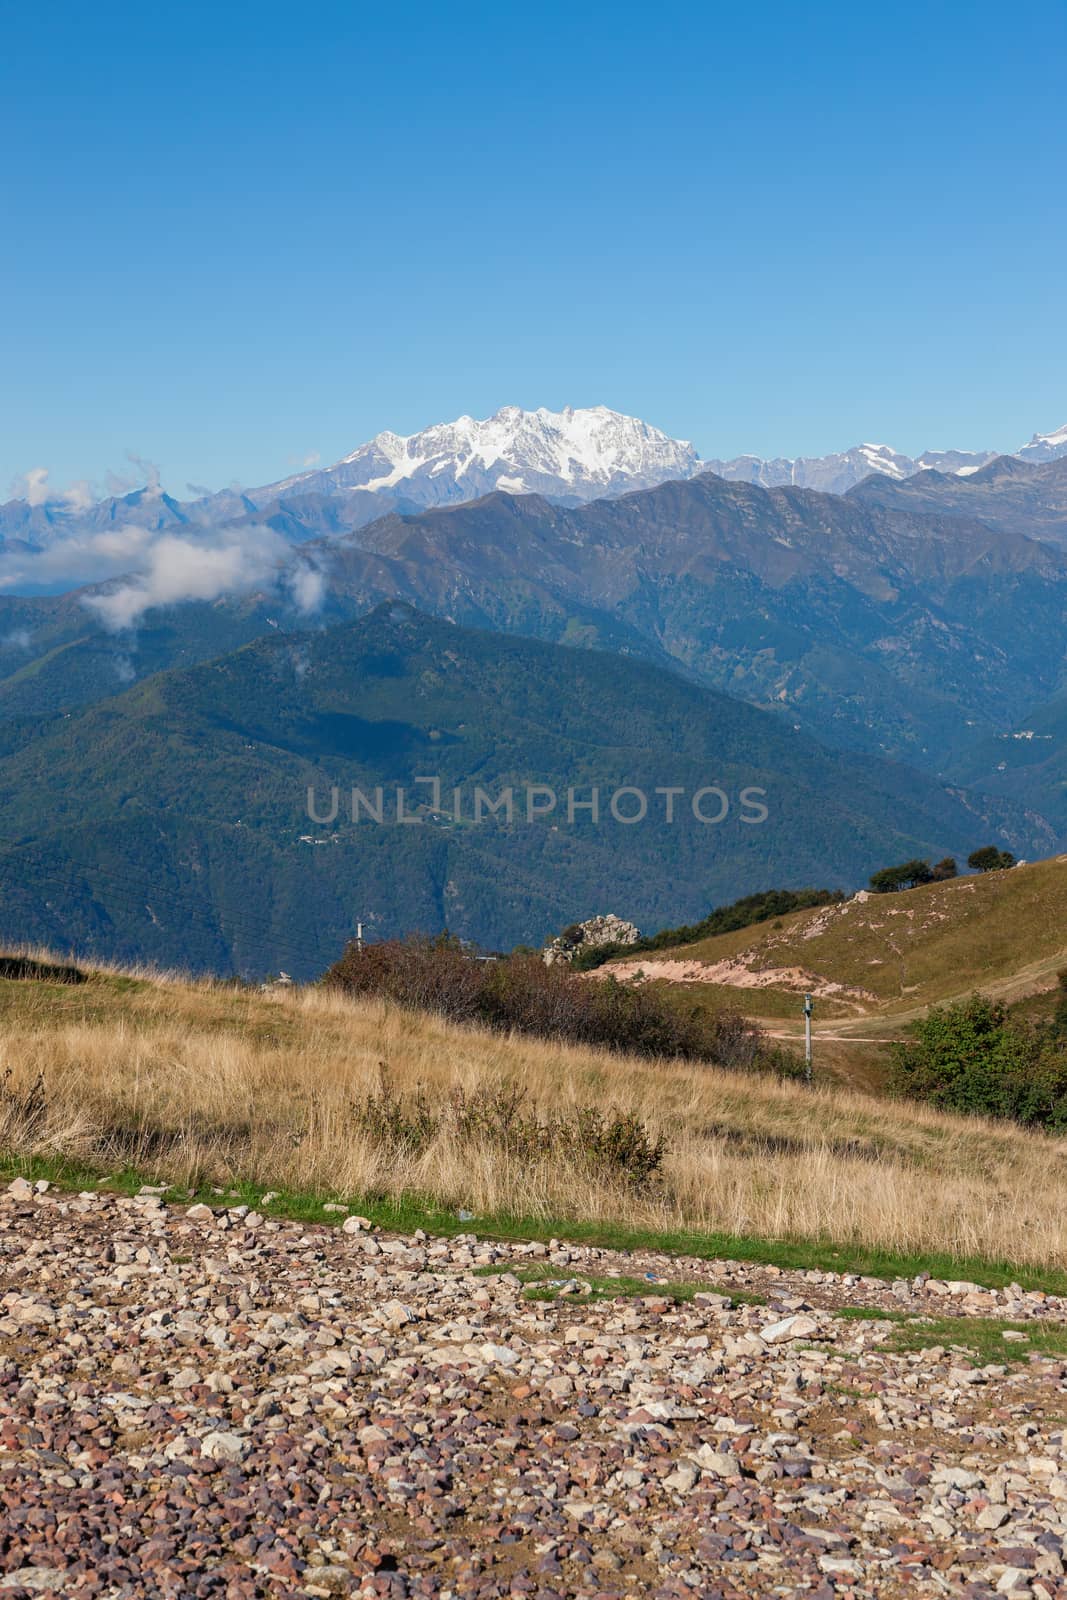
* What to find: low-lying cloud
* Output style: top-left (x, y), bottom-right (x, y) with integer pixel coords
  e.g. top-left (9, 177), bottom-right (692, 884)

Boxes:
top-left (84, 528), bottom-right (292, 630)
top-left (285, 560), bottom-right (327, 615)
top-left (0, 523), bottom-right (328, 631)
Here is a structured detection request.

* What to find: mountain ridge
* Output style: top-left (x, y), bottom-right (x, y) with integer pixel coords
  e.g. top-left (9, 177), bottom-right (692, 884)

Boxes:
top-left (5, 407), bottom-right (1066, 557)
top-left (4, 468), bottom-right (1067, 793)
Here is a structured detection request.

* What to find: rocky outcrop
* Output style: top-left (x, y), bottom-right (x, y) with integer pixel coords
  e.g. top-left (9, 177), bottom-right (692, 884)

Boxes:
top-left (543, 913), bottom-right (641, 965)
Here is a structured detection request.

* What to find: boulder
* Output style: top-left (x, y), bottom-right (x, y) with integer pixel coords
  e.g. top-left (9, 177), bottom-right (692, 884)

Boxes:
top-left (543, 913), bottom-right (641, 965)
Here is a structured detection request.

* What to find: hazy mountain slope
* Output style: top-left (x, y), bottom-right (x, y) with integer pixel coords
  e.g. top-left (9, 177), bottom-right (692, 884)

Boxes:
top-left (682, 420), bottom-right (1065, 493)
top-left (0, 592), bottom-right (300, 721)
top-left (849, 455), bottom-right (1067, 546)
top-left (948, 693), bottom-right (1067, 835)
top-left (5, 469), bottom-right (1067, 780)
top-left (314, 476), bottom-right (1067, 768)
top-left (0, 606), bottom-right (1036, 977)
top-left (0, 487), bottom-right (195, 555)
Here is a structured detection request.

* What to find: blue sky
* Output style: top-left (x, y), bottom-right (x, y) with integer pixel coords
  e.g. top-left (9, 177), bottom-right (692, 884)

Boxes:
top-left (2, 0), bottom-right (1065, 497)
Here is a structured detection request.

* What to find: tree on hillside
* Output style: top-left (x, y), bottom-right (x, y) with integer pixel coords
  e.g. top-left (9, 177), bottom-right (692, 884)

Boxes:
top-left (869, 858), bottom-right (934, 893)
top-left (967, 846), bottom-right (1017, 873)
top-left (889, 994), bottom-right (1067, 1131)
top-left (931, 857), bottom-right (958, 881)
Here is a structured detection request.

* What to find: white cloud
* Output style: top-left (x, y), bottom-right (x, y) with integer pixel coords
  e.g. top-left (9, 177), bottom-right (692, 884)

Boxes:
top-left (10, 468), bottom-right (101, 512)
top-left (0, 526), bottom-right (157, 592)
top-left (61, 479), bottom-right (94, 510)
top-left (125, 451), bottom-right (162, 494)
top-left (0, 513), bottom-right (329, 629)
top-left (1, 628), bottom-right (32, 652)
top-left (18, 467), bottom-right (51, 506)
top-left (285, 559), bottom-right (327, 615)
top-left (83, 527), bottom-right (292, 630)
top-left (103, 451), bottom-right (163, 499)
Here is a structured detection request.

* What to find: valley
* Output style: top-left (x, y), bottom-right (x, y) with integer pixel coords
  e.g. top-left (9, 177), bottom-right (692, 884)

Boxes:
top-left (6, 13), bottom-right (1067, 1597)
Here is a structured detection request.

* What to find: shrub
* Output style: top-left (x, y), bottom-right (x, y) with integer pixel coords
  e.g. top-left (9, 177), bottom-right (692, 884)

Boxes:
top-left (325, 933), bottom-right (487, 1023)
top-left (888, 994), bottom-right (1067, 1132)
top-left (968, 846), bottom-right (1017, 873)
top-left (323, 934), bottom-right (775, 1069)
top-left (352, 1072), bottom-right (668, 1190)
top-left (869, 859), bottom-right (934, 893)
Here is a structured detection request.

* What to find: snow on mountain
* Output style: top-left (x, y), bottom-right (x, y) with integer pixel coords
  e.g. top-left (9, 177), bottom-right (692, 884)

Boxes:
top-left (4, 410), bottom-right (1066, 570)
top-left (701, 442), bottom-right (998, 494)
top-left (262, 405), bottom-right (703, 510)
top-left (1017, 423), bottom-right (1067, 464)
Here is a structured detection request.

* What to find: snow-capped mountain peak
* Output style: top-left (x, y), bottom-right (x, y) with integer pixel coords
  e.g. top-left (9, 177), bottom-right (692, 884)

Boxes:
top-left (269, 405), bottom-right (703, 510)
top-left (700, 422), bottom-right (1067, 493)
top-left (1018, 423), bottom-right (1067, 463)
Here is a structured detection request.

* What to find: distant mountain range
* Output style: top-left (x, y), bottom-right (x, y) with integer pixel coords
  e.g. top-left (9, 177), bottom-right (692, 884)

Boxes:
top-left (4, 461), bottom-right (1067, 808)
top-left (0, 607), bottom-right (1034, 976)
top-left (703, 424), bottom-right (1067, 493)
top-left (4, 409), bottom-right (1067, 568)
top-left (2, 406), bottom-right (1067, 972)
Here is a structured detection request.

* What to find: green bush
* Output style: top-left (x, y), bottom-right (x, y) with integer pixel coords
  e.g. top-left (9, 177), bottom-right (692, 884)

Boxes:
top-left (869, 858), bottom-right (934, 893)
top-left (323, 933), bottom-right (777, 1069)
top-left (888, 994), bottom-right (1067, 1132)
top-left (968, 846), bottom-right (1017, 873)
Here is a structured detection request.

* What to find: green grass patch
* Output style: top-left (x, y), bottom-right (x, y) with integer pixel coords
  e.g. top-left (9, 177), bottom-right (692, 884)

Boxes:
top-left (4, 1151), bottom-right (1067, 1300)
top-left (824, 1380), bottom-right (867, 1399)
top-left (833, 1303), bottom-right (1067, 1365)
top-left (474, 1261), bottom-right (767, 1306)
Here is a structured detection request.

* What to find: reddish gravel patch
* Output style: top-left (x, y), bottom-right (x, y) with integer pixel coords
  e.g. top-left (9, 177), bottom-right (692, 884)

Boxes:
top-left (0, 1183), bottom-right (1064, 1598)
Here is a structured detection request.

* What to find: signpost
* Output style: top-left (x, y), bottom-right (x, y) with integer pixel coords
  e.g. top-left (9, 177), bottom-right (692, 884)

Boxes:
top-left (803, 992), bottom-right (813, 1085)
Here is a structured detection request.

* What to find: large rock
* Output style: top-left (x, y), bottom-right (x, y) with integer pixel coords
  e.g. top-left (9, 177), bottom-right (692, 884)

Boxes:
top-left (543, 913), bottom-right (641, 965)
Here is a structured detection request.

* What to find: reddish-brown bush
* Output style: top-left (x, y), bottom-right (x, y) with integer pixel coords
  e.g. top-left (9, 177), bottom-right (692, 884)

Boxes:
top-left (322, 935), bottom-right (785, 1070)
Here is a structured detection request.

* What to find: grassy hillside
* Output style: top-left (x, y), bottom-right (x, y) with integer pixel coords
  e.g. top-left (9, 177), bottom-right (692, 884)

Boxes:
top-left (3, 952), bottom-right (1067, 1280)
top-left (599, 856), bottom-right (1067, 1086)
top-left (0, 604), bottom-right (1028, 977)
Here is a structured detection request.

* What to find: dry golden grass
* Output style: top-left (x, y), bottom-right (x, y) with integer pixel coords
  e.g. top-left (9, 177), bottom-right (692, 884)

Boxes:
top-left (2, 961), bottom-right (1066, 1269)
top-left (608, 854), bottom-right (1067, 1023)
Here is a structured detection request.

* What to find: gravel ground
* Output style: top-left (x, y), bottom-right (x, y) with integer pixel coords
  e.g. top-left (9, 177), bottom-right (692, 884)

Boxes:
top-left (0, 1181), bottom-right (1065, 1599)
